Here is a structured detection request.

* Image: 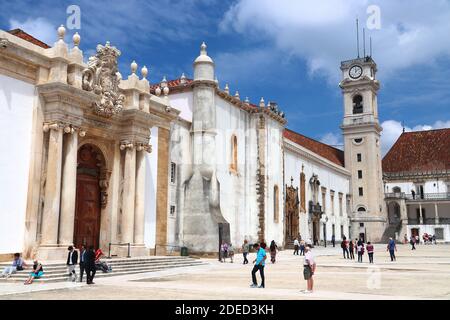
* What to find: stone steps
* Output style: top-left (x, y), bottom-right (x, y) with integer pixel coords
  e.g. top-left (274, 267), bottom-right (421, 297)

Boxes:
top-left (0, 256), bottom-right (206, 283)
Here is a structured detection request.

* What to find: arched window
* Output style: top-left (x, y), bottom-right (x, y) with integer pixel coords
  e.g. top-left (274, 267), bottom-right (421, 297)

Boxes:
top-left (230, 135), bottom-right (238, 172)
top-left (392, 186), bottom-right (401, 193)
top-left (274, 185), bottom-right (279, 223)
top-left (353, 95), bottom-right (363, 114)
top-left (357, 206), bottom-right (366, 213)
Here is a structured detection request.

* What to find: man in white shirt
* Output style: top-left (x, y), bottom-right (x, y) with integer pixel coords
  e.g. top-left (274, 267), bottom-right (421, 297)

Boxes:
top-left (293, 238), bottom-right (300, 255)
top-left (302, 244), bottom-right (316, 294)
top-left (66, 246), bottom-right (78, 282)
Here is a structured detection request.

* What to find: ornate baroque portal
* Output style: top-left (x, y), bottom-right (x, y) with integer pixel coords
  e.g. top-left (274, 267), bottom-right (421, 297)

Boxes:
top-left (285, 178), bottom-right (300, 245)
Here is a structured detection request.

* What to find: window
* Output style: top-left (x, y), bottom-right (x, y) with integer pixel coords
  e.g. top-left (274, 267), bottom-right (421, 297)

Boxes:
top-left (392, 186), bottom-right (401, 193)
top-left (230, 135), bottom-right (238, 172)
top-left (170, 162), bottom-right (176, 183)
top-left (170, 205), bottom-right (176, 217)
top-left (340, 225), bottom-right (344, 238)
top-left (332, 224), bottom-right (335, 237)
top-left (354, 138), bottom-right (363, 144)
top-left (357, 153), bottom-right (362, 162)
top-left (339, 193), bottom-right (343, 216)
top-left (321, 187), bottom-right (327, 213)
top-left (330, 192), bottom-right (335, 215)
top-left (360, 223), bottom-right (365, 227)
top-left (352, 95), bottom-right (363, 114)
top-left (358, 170), bottom-right (363, 179)
top-left (359, 187), bottom-right (364, 196)
top-left (274, 185), bottom-right (279, 222)
top-left (357, 207), bottom-right (366, 213)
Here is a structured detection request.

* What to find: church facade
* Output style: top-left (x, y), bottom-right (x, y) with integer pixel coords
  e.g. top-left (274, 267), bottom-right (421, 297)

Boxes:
top-left (0, 26), bottom-right (448, 260)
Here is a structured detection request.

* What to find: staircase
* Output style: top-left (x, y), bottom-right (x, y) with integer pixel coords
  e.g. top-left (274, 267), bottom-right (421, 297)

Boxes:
top-left (381, 223), bottom-right (402, 243)
top-left (0, 256), bottom-right (206, 283)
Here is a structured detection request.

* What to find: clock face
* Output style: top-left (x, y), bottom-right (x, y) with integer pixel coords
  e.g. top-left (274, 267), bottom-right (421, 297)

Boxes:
top-left (349, 65), bottom-right (363, 79)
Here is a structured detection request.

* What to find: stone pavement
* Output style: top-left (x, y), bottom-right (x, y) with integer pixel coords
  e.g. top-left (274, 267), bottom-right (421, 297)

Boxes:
top-left (1, 244), bottom-right (449, 300)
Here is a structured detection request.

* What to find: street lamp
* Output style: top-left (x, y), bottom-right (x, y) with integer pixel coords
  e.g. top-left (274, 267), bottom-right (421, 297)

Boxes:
top-left (321, 216), bottom-right (329, 247)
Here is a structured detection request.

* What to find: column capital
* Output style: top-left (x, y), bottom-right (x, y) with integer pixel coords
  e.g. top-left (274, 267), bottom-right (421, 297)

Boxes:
top-left (120, 141), bottom-right (135, 151)
top-left (136, 142), bottom-right (152, 153)
top-left (43, 122), bottom-right (63, 132)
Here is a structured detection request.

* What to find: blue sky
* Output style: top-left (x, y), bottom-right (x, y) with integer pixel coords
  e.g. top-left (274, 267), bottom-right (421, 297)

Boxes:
top-left (1, 0), bottom-right (449, 154)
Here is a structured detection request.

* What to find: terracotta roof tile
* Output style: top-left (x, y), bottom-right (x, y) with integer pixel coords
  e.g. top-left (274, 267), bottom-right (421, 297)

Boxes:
top-left (8, 29), bottom-right (51, 49)
top-left (382, 128), bottom-right (450, 174)
top-left (284, 129), bottom-right (345, 167)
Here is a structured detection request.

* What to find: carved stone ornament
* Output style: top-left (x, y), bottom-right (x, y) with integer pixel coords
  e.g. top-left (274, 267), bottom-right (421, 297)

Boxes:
top-left (82, 42), bottom-right (125, 118)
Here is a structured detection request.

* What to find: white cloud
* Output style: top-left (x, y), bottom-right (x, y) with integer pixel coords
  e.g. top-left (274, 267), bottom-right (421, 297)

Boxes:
top-left (220, 0), bottom-right (450, 83)
top-left (320, 132), bottom-right (343, 150)
top-left (381, 119), bottom-right (450, 156)
top-left (9, 17), bottom-right (55, 45)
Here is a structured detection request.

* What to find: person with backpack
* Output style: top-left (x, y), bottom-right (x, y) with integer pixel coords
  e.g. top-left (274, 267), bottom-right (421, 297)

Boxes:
top-left (366, 242), bottom-right (374, 263)
top-left (357, 239), bottom-right (364, 263)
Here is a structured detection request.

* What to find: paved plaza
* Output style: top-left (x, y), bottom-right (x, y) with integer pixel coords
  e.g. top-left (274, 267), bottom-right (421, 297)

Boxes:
top-left (1, 244), bottom-right (449, 300)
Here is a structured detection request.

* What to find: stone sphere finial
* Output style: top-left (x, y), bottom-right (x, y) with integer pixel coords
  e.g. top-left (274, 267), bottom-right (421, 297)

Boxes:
top-left (245, 97), bottom-right (250, 104)
top-left (235, 91), bottom-right (240, 100)
top-left (259, 97), bottom-right (265, 108)
top-left (224, 83), bottom-right (230, 95)
top-left (73, 32), bottom-right (80, 47)
top-left (58, 24), bottom-right (66, 40)
top-left (141, 65), bottom-right (148, 79)
top-left (180, 73), bottom-right (186, 84)
top-left (131, 60), bottom-right (138, 74)
top-left (155, 86), bottom-right (162, 97)
top-left (163, 86), bottom-right (170, 96)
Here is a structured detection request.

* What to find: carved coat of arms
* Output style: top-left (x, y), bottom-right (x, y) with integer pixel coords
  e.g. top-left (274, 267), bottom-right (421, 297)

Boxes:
top-left (82, 42), bottom-right (125, 117)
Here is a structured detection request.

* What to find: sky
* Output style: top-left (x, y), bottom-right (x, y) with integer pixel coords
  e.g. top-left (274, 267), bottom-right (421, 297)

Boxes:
top-left (1, 0), bottom-right (449, 155)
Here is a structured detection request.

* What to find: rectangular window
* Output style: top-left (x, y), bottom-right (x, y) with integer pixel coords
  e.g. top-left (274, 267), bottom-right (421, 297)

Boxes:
top-left (170, 205), bottom-right (176, 217)
top-left (357, 153), bottom-right (362, 162)
top-left (330, 192), bottom-right (335, 215)
top-left (358, 170), bottom-right (363, 179)
top-left (339, 193), bottom-right (343, 217)
top-left (359, 187), bottom-right (364, 196)
top-left (170, 162), bottom-right (176, 183)
top-left (340, 225), bottom-right (344, 238)
top-left (321, 187), bottom-right (327, 213)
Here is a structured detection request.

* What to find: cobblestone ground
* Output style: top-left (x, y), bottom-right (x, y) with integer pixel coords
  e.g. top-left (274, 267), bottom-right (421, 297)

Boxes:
top-left (1, 244), bottom-right (449, 300)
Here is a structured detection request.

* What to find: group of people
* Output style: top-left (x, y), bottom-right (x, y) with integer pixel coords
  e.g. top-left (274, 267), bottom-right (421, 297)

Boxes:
top-left (293, 238), bottom-right (306, 256)
top-left (1, 245), bottom-right (111, 285)
top-left (340, 236), bottom-right (376, 263)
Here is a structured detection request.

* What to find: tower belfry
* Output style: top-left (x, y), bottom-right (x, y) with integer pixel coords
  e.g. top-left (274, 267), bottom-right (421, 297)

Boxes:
top-left (339, 53), bottom-right (386, 242)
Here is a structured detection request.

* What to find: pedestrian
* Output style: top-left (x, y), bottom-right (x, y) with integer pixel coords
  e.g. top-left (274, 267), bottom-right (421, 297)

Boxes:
top-left (349, 239), bottom-right (355, 260)
top-left (79, 245), bottom-right (87, 283)
top-left (24, 260), bottom-right (44, 285)
top-left (66, 246), bottom-right (78, 282)
top-left (85, 245), bottom-right (96, 285)
top-left (403, 234), bottom-right (408, 245)
top-left (341, 237), bottom-right (349, 259)
top-left (357, 239), bottom-right (364, 263)
top-left (228, 244), bottom-right (235, 263)
top-left (300, 240), bottom-right (306, 256)
top-left (432, 234), bottom-right (436, 245)
top-left (250, 243), bottom-right (266, 289)
top-left (387, 237), bottom-right (397, 262)
top-left (302, 244), bottom-right (316, 294)
top-left (415, 235), bottom-right (419, 245)
top-left (354, 239), bottom-right (359, 255)
top-left (366, 242), bottom-right (374, 263)
top-left (331, 234), bottom-right (336, 248)
top-left (242, 240), bottom-right (250, 265)
top-left (293, 238), bottom-right (299, 255)
top-left (220, 241), bottom-right (228, 263)
top-left (1, 253), bottom-right (28, 278)
top-left (269, 240), bottom-right (278, 264)
top-left (410, 236), bottom-right (416, 250)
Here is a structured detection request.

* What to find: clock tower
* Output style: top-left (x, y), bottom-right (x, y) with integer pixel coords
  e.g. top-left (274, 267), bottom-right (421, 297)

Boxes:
top-left (340, 57), bottom-right (386, 242)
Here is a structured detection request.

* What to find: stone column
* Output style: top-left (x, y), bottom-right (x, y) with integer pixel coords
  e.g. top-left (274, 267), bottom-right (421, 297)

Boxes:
top-left (121, 143), bottom-right (136, 244)
top-left (156, 128), bottom-right (170, 255)
top-left (434, 203), bottom-right (439, 225)
top-left (134, 146), bottom-right (146, 246)
top-left (40, 124), bottom-right (64, 246)
top-left (58, 128), bottom-right (79, 246)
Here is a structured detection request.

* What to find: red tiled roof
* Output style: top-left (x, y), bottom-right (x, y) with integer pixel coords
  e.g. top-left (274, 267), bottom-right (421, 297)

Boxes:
top-left (149, 78), bottom-right (193, 92)
top-left (284, 129), bottom-right (345, 167)
top-left (382, 128), bottom-right (450, 174)
top-left (8, 29), bottom-right (51, 49)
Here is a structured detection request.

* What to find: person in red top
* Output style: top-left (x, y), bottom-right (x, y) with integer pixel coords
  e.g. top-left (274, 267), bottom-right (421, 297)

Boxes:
top-left (366, 242), bottom-right (374, 264)
top-left (341, 236), bottom-right (350, 259)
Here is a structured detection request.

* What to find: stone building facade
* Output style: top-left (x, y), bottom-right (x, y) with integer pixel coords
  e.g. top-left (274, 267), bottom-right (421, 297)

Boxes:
top-left (1, 25), bottom-right (447, 261)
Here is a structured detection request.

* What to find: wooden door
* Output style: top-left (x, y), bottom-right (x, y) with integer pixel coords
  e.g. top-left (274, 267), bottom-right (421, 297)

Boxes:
top-left (74, 145), bottom-right (102, 249)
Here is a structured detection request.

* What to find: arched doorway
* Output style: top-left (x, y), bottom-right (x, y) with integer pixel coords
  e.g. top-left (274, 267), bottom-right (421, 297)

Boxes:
top-left (74, 144), bottom-right (106, 249)
top-left (388, 202), bottom-right (401, 225)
